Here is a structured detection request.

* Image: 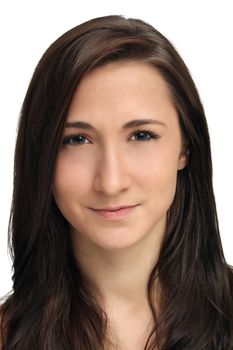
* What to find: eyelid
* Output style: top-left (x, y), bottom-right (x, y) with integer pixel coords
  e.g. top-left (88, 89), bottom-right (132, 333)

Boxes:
top-left (128, 129), bottom-right (160, 141)
top-left (62, 133), bottom-right (91, 146)
top-left (62, 129), bottom-right (161, 146)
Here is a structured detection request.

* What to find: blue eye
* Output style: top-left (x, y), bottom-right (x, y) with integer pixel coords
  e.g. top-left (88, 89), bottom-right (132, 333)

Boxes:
top-left (62, 134), bottom-right (89, 146)
top-left (62, 129), bottom-right (160, 146)
top-left (129, 129), bottom-right (160, 141)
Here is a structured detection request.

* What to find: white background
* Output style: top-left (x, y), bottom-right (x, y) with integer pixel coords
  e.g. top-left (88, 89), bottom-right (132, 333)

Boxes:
top-left (0, 0), bottom-right (232, 297)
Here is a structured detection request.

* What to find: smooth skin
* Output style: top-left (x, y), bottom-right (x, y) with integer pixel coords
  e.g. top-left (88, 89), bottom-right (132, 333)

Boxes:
top-left (53, 60), bottom-right (188, 349)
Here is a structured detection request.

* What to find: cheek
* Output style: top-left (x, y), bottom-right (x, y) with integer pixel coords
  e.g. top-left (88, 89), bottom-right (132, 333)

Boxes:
top-left (140, 148), bottom-right (179, 207)
top-left (52, 152), bottom-right (92, 208)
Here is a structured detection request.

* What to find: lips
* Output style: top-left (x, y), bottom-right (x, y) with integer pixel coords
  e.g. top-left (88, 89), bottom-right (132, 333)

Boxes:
top-left (90, 204), bottom-right (139, 220)
top-left (93, 205), bottom-right (138, 211)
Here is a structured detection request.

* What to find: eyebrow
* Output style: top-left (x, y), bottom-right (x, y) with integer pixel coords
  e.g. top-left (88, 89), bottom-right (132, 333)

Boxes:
top-left (65, 118), bottom-right (167, 130)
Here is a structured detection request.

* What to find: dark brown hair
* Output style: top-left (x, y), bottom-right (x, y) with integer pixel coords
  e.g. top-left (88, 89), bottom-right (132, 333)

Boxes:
top-left (1, 14), bottom-right (233, 349)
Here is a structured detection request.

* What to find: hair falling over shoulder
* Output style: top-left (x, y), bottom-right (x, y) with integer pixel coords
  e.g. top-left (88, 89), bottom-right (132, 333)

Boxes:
top-left (1, 15), bottom-right (233, 350)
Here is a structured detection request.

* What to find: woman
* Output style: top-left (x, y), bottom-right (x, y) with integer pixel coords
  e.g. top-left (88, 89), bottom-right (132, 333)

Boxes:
top-left (1, 14), bottom-right (233, 349)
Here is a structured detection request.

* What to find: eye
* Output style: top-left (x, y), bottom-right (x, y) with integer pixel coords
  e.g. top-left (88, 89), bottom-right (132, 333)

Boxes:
top-left (62, 129), bottom-right (160, 147)
top-left (129, 129), bottom-right (160, 142)
top-left (62, 134), bottom-right (90, 146)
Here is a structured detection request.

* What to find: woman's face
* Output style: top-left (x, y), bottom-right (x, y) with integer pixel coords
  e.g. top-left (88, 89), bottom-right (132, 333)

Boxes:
top-left (53, 60), bottom-right (187, 250)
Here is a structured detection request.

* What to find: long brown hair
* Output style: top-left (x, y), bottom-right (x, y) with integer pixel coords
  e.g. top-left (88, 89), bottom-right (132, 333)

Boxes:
top-left (1, 15), bottom-right (233, 349)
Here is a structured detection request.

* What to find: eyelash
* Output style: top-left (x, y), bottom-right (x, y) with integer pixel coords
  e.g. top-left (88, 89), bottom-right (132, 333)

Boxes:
top-left (62, 129), bottom-right (161, 146)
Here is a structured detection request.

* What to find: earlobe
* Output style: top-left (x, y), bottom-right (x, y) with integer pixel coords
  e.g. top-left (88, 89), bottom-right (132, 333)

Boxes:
top-left (178, 149), bottom-right (190, 171)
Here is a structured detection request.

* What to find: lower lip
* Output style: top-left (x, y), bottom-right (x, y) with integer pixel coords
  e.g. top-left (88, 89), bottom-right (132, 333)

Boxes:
top-left (90, 205), bottom-right (139, 220)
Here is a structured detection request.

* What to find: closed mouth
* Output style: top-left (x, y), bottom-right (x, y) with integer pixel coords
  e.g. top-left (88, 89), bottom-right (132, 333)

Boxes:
top-left (91, 204), bottom-right (139, 211)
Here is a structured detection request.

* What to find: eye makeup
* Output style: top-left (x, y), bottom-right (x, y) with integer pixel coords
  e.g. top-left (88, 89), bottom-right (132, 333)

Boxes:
top-left (62, 129), bottom-right (161, 146)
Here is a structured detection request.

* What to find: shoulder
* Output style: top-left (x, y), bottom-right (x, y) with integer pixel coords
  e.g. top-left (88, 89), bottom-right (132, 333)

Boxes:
top-left (0, 306), bottom-right (2, 348)
top-left (229, 266), bottom-right (233, 289)
top-left (227, 264), bottom-right (233, 280)
top-left (0, 304), bottom-right (5, 349)
top-left (226, 265), bottom-right (233, 303)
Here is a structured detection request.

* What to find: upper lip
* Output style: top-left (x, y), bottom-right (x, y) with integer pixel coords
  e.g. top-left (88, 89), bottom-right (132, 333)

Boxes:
top-left (91, 204), bottom-right (139, 211)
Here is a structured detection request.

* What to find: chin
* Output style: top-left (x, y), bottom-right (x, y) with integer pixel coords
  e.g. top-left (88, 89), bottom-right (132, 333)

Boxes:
top-left (84, 227), bottom-right (151, 251)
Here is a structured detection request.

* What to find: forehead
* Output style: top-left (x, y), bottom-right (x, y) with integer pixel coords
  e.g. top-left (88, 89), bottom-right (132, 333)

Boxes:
top-left (78, 59), bottom-right (172, 98)
top-left (66, 60), bottom-right (178, 129)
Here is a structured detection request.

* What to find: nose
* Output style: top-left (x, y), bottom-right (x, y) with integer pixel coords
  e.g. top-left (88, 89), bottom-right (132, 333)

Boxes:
top-left (93, 147), bottom-right (130, 195)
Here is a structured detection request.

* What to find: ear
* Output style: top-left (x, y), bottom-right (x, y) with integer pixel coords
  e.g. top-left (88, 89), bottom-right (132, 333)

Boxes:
top-left (177, 149), bottom-right (190, 171)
